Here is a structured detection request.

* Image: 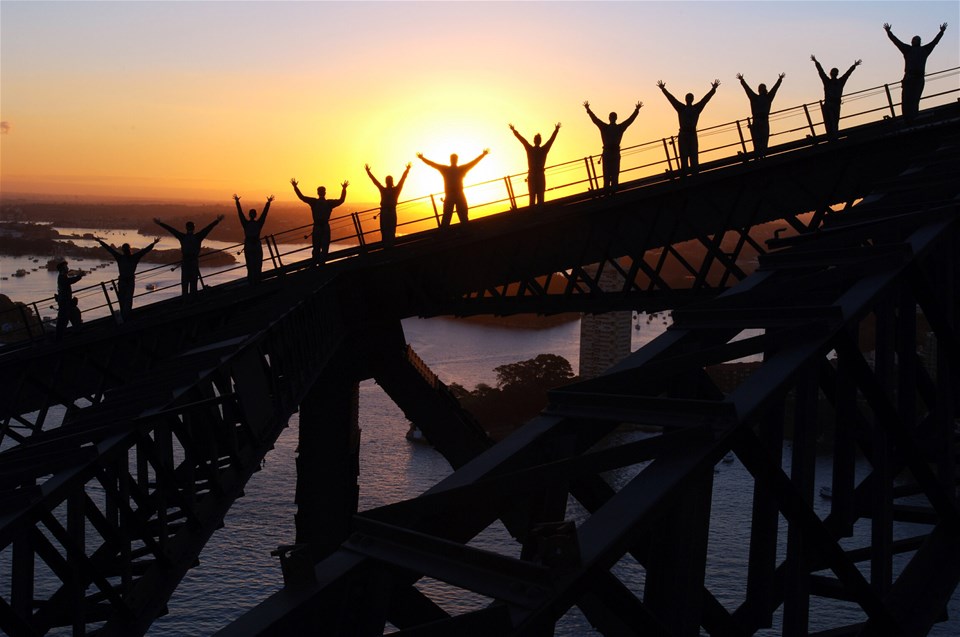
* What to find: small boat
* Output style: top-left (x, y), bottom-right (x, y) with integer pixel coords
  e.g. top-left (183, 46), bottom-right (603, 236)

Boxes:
top-left (145, 283), bottom-right (157, 291)
top-left (12, 269), bottom-right (27, 277)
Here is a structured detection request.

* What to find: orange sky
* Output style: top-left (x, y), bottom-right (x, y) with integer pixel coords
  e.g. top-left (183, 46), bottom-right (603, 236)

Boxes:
top-left (1, 1), bottom-right (957, 210)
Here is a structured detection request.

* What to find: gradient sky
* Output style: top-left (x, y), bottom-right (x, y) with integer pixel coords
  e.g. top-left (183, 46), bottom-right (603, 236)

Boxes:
top-left (1, 1), bottom-right (957, 206)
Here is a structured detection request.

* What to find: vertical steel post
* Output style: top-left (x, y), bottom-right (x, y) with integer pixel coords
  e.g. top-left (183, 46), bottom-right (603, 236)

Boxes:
top-left (883, 84), bottom-right (898, 118)
top-left (736, 120), bottom-right (750, 158)
top-left (803, 104), bottom-right (818, 139)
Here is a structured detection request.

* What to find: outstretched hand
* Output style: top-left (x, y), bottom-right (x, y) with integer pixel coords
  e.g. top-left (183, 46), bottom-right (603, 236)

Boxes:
top-left (267, 195), bottom-right (275, 202)
top-left (483, 148), bottom-right (490, 155)
top-left (810, 54), bottom-right (817, 62)
top-left (416, 152), bottom-right (424, 159)
top-left (153, 237), bottom-right (161, 244)
top-left (290, 178), bottom-right (298, 186)
top-left (364, 163), bottom-right (371, 171)
top-left (508, 123), bottom-right (515, 130)
top-left (406, 162), bottom-right (412, 169)
top-left (582, 100), bottom-right (590, 110)
top-left (854, 59), bottom-right (862, 66)
top-left (233, 193), bottom-right (240, 202)
top-left (711, 79), bottom-right (721, 88)
top-left (941, 22), bottom-right (948, 32)
top-left (555, 122), bottom-right (561, 130)
top-left (656, 80), bottom-right (665, 89)
top-left (635, 101), bottom-right (643, 110)
top-left (216, 214), bottom-right (225, 222)
top-left (883, 22), bottom-right (891, 31)
top-left (778, 72), bottom-right (786, 80)
top-left (341, 180), bottom-right (349, 189)
top-left (736, 72), bottom-right (744, 80)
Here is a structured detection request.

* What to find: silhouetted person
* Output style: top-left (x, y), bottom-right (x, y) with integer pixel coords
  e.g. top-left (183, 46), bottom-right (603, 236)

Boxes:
top-left (55, 260), bottom-right (84, 341)
top-left (96, 236), bottom-right (160, 321)
top-left (291, 178), bottom-right (347, 263)
top-left (365, 163), bottom-right (410, 245)
top-left (812, 55), bottom-right (861, 139)
top-left (884, 22), bottom-right (948, 122)
top-left (736, 72), bottom-right (784, 158)
top-left (234, 193), bottom-right (273, 283)
top-left (658, 79), bottom-right (719, 176)
top-left (417, 150), bottom-right (489, 227)
top-left (583, 101), bottom-right (642, 190)
top-left (154, 215), bottom-right (224, 296)
top-left (509, 122), bottom-right (560, 205)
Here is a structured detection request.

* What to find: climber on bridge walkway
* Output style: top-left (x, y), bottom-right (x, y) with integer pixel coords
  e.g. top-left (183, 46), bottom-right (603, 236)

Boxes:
top-left (291, 178), bottom-right (348, 263)
top-left (884, 21), bottom-right (948, 123)
top-left (234, 193), bottom-right (273, 283)
top-left (509, 122), bottom-right (561, 206)
top-left (365, 163), bottom-right (411, 245)
top-left (95, 236), bottom-right (160, 320)
top-left (154, 214), bottom-right (224, 297)
top-left (658, 79), bottom-right (719, 177)
top-left (737, 72), bottom-right (784, 158)
top-left (583, 100), bottom-right (641, 191)
top-left (811, 55), bottom-right (861, 139)
top-left (417, 150), bottom-right (489, 228)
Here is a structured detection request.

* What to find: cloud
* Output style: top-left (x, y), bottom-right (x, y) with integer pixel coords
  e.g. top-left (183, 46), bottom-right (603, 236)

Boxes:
top-left (0, 121), bottom-right (10, 134)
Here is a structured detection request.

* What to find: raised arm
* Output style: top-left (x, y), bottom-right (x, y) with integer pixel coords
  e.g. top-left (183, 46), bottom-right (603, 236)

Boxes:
top-left (396, 163), bottom-right (412, 192)
top-left (461, 149), bottom-right (489, 172)
top-left (924, 23), bottom-right (947, 53)
top-left (333, 181), bottom-right (348, 207)
top-left (260, 195), bottom-right (274, 224)
top-left (542, 123), bottom-right (561, 152)
top-left (290, 178), bottom-right (311, 203)
top-left (196, 214), bottom-right (224, 240)
top-left (657, 81), bottom-right (683, 110)
top-left (583, 101), bottom-right (605, 128)
top-left (769, 72), bottom-right (785, 98)
top-left (620, 102), bottom-right (643, 129)
top-left (737, 73), bottom-right (756, 98)
top-left (233, 194), bottom-right (246, 224)
top-left (417, 153), bottom-right (443, 170)
top-left (509, 124), bottom-right (532, 150)
top-left (840, 59), bottom-right (861, 82)
top-left (884, 23), bottom-right (910, 54)
top-left (810, 55), bottom-right (829, 83)
top-left (153, 218), bottom-right (181, 238)
top-left (696, 80), bottom-right (719, 108)
top-left (95, 238), bottom-right (121, 259)
top-left (133, 238), bottom-right (160, 258)
top-left (365, 164), bottom-right (384, 190)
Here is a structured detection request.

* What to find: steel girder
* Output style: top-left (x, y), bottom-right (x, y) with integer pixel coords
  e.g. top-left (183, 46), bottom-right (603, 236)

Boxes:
top-left (218, 147), bottom-right (960, 635)
top-left (0, 279), bottom-right (346, 636)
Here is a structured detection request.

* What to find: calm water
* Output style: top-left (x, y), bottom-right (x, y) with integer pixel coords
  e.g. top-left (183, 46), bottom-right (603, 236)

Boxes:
top-left (2, 237), bottom-right (958, 636)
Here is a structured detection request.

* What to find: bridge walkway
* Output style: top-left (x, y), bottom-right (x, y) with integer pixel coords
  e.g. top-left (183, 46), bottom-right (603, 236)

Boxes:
top-left (0, 104), bottom-right (957, 635)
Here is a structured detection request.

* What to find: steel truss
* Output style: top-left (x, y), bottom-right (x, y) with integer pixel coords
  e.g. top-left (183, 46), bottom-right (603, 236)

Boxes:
top-left (225, 192), bottom-right (960, 636)
top-left (0, 279), bottom-right (346, 636)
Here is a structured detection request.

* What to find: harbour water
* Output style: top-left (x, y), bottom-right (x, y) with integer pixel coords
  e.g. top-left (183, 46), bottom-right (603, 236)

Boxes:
top-left (2, 234), bottom-right (958, 636)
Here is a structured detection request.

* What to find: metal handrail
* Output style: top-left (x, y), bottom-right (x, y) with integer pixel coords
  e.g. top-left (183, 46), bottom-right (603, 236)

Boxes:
top-left (3, 67), bottom-right (958, 345)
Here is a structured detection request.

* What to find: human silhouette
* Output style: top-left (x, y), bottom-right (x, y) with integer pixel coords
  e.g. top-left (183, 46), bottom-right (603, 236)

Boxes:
top-left (154, 215), bottom-right (224, 296)
top-left (884, 22), bottom-right (948, 122)
top-left (811, 55), bottom-right (861, 139)
top-left (583, 101), bottom-right (642, 190)
top-left (417, 150), bottom-right (489, 227)
top-left (658, 79), bottom-right (719, 176)
top-left (291, 178), bottom-right (347, 263)
top-left (736, 72), bottom-right (784, 158)
top-left (54, 260), bottom-right (84, 341)
top-left (509, 122), bottom-right (561, 206)
top-left (96, 236), bottom-right (160, 320)
top-left (365, 163), bottom-right (410, 245)
top-left (234, 193), bottom-right (273, 283)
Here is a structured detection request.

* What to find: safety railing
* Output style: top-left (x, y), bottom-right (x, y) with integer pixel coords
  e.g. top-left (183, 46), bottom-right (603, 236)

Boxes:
top-left (2, 67), bottom-right (957, 347)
